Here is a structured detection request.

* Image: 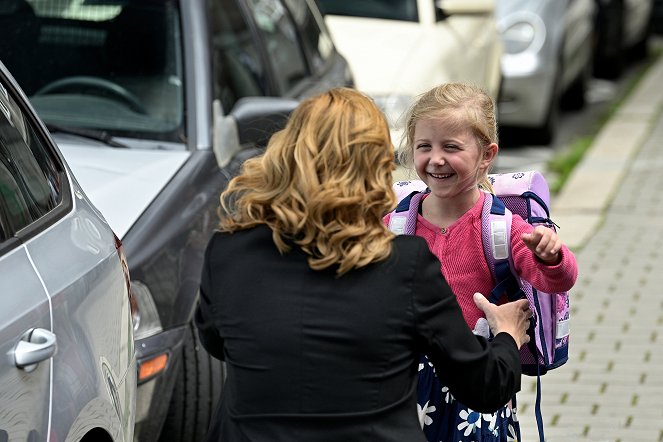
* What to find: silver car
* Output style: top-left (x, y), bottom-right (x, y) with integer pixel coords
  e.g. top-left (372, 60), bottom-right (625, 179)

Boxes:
top-left (0, 0), bottom-right (354, 440)
top-left (0, 61), bottom-right (136, 441)
top-left (496, 0), bottom-right (597, 144)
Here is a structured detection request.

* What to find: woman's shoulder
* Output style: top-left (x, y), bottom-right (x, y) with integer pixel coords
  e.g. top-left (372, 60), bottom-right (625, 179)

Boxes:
top-left (390, 235), bottom-right (437, 266)
top-left (206, 225), bottom-right (273, 252)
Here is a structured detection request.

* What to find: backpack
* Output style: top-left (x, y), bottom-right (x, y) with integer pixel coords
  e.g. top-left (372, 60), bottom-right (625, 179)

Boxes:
top-left (390, 171), bottom-right (570, 442)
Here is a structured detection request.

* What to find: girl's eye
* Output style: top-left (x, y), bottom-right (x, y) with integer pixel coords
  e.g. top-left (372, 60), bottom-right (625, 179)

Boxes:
top-left (444, 144), bottom-right (460, 151)
top-left (416, 143), bottom-right (431, 150)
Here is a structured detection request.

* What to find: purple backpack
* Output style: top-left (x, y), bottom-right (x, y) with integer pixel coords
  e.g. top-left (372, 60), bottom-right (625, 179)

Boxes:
top-left (391, 171), bottom-right (570, 373)
top-left (390, 171), bottom-right (571, 441)
top-left (389, 171), bottom-right (569, 376)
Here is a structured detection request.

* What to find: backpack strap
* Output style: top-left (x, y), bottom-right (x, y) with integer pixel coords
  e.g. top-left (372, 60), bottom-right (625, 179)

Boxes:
top-left (481, 193), bottom-right (521, 304)
top-left (388, 190), bottom-right (427, 235)
top-left (482, 192), bottom-right (546, 442)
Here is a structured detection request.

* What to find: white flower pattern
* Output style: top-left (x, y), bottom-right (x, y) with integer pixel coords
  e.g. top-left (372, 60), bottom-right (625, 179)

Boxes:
top-left (418, 401), bottom-right (437, 428)
top-left (417, 353), bottom-right (520, 441)
top-left (457, 408), bottom-right (482, 437)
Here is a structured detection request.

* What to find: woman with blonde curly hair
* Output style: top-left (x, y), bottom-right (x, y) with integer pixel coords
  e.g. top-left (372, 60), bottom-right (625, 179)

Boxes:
top-left (194, 87), bottom-right (532, 441)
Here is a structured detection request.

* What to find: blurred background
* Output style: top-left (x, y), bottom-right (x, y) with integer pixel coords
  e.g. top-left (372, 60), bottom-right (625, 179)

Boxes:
top-left (317, 0), bottom-right (662, 178)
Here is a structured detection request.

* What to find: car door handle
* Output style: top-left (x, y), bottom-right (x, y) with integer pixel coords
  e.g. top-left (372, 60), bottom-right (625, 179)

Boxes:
top-left (14, 328), bottom-right (57, 372)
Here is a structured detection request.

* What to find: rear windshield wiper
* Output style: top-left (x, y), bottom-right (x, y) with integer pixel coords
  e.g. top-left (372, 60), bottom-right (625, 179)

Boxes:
top-left (45, 123), bottom-right (129, 148)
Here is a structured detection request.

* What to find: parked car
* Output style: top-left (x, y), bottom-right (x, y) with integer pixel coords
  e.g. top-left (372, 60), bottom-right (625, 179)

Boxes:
top-left (495, 0), bottom-right (597, 144)
top-left (0, 60), bottom-right (136, 441)
top-left (594, 0), bottom-right (654, 78)
top-left (0, 0), bottom-right (353, 440)
top-left (317, 0), bottom-right (503, 146)
top-left (653, 0), bottom-right (663, 33)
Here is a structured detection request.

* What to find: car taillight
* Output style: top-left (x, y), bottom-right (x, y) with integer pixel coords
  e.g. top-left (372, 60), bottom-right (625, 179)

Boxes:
top-left (114, 233), bottom-right (139, 329)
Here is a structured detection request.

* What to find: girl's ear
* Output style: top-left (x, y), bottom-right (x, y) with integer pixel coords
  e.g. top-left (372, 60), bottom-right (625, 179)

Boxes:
top-left (481, 143), bottom-right (499, 169)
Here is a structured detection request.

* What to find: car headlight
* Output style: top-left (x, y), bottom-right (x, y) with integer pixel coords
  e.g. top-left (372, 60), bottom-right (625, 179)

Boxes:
top-left (130, 280), bottom-right (163, 340)
top-left (498, 12), bottom-right (546, 55)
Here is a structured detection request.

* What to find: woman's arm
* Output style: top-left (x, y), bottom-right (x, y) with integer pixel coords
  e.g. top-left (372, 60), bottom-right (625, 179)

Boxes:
top-left (194, 233), bottom-right (225, 361)
top-left (410, 239), bottom-right (528, 412)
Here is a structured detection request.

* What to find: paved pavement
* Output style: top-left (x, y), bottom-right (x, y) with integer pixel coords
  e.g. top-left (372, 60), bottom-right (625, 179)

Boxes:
top-left (515, 52), bottom-right (663, 441)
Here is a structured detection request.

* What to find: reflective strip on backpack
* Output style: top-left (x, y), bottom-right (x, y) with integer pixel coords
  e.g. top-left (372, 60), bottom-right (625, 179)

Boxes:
top-left (556, 318), bottom-right (570, 339)
top-left (388, 214), bottom-right (407, 235)
top-left (490, 219), bottom-right (509, 260)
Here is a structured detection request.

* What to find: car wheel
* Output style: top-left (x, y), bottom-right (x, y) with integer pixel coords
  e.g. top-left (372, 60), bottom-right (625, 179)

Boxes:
top-left (594, 0), bottom-right (624, 79)
top-left (630, 14), bottom-right (652, 61)
top-left (561, 62), bottom-right (590, 111)
top-left (158, 322), bottom-right (225, 442)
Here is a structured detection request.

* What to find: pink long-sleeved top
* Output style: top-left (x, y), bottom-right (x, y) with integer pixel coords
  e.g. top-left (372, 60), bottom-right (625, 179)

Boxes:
top-left (385, 191), bottom-right (578, 328)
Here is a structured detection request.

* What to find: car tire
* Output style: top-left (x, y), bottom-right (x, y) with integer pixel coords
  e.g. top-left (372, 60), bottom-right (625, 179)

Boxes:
top-left (158, 322), bottom-right (225, 442)
top-left (630, 14), bottom-right (652, 61)
top-left (561, 62), bottom-right (590, 111)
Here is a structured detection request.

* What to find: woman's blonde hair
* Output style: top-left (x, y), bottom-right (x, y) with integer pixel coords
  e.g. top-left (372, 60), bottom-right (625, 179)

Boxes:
top-left (397, 82), bottom-right (498, 192)
top-left (218, 87), bottom-right (397, 275)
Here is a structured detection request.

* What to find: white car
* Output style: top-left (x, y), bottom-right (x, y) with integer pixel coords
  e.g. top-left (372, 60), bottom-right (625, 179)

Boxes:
top-left (318, 0), bottom-right (502, 147)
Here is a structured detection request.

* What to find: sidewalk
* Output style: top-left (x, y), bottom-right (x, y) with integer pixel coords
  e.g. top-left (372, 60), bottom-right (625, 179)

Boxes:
top-left (516, 53), bottom-right (663, 440)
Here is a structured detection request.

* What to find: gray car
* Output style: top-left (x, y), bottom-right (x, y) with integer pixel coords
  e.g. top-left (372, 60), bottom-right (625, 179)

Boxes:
top-left (496, 0), bottom-right (596, 144)
top-left (0, 61), bottom-right (136, 441)
top-left (0, 0), bottom-right (354, 440)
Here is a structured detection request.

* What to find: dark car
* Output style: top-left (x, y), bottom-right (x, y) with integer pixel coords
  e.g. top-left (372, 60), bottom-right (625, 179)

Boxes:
top-left (653, 0), bottom-right (663, 33)
top-left (0, 60), bottom-right (136, 441)
top-left (594, 0), bottom-right (654, 78)
top-left (0, 0), bottom-right (354, 440)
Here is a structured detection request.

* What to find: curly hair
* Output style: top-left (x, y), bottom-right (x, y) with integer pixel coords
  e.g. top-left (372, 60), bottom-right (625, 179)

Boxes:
top-left (397, 82), bottom-right (498, 192)
top-left (218, 88), bottom-right (397, 275)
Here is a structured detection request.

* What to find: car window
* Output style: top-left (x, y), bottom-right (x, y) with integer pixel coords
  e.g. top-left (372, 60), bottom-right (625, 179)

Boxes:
top-left (317, 0), bottom-right (419, 22)
top-left (0, 81), bottom-right (62, 241)
top-left (0, 0), bottom-right (185, 143)
top-left (244, 0), bottom-right (309, 94)
top-left (208, 0), bottom-right (269, 112)
top-left (282, 0), bottom-right (334, 74)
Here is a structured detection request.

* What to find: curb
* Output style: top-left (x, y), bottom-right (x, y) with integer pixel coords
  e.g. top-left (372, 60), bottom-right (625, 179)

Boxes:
top-left (551, 53), bottom-right (663, 250)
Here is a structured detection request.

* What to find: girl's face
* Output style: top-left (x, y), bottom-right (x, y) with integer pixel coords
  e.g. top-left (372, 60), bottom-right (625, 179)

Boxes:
top-left (412, 116), bottom-right (495, 200)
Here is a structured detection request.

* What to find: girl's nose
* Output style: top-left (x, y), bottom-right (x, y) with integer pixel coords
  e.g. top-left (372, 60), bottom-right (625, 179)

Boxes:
top-left (431, 151), bottom-right (445, 166)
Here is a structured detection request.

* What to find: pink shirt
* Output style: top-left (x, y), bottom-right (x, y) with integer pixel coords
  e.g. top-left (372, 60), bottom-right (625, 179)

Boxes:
top-left (385, 192), bottom-right (578, 328)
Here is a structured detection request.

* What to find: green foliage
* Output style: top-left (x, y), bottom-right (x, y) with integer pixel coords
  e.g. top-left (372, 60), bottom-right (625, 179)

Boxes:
top-left (547, 136), bottom-right (593, 194)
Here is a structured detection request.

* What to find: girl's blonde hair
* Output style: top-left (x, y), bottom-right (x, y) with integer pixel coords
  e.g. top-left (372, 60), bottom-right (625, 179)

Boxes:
top-left (218, 87), bottom-right (397, 276)
top-left (397, 82), bottom-right (498, 192)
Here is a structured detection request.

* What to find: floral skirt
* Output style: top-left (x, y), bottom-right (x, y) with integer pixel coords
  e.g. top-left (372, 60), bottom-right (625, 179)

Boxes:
top-left (416, 354), bottom-right (520, 442)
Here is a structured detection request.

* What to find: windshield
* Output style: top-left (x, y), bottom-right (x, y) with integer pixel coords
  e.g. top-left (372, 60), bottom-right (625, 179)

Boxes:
top-left (0, 0), bottom-right (184, 144)
top-left (317, 0), bottom-right (418, 22)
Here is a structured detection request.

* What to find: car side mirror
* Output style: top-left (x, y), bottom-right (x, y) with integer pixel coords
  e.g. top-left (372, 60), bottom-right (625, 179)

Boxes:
top-left (212, 97), bottom-right (299, 168)
top-left (435, 0), bottom-right (494, 18)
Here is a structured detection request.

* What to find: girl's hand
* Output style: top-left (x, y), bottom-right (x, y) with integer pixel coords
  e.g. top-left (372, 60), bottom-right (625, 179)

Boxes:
top-left (521, 226), bottom-right (562, 264)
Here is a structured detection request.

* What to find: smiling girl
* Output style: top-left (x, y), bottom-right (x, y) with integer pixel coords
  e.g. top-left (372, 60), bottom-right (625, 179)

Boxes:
top-left (385, 82), bottom-right (578, 441)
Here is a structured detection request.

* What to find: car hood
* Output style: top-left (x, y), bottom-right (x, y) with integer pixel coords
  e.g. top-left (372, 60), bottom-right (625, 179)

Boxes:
top-left (57, 142), bottom-right (191, 238)
top-left (324, 16), bottom-right (436, 95)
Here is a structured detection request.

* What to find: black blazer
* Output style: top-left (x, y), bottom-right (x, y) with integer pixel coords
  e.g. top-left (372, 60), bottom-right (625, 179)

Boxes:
top-left (195, 226), bottom-right (521, 442)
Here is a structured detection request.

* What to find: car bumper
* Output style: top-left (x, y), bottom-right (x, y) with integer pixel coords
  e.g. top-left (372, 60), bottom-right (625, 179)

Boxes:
top-left (133, 325), bottom-right (187, 441)
top-left (497, 55), bottom-right (556, 128)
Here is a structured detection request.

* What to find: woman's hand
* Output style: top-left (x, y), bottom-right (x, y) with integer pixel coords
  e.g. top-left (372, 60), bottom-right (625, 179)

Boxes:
top-left (473, 293), bottom-right (532, 349)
